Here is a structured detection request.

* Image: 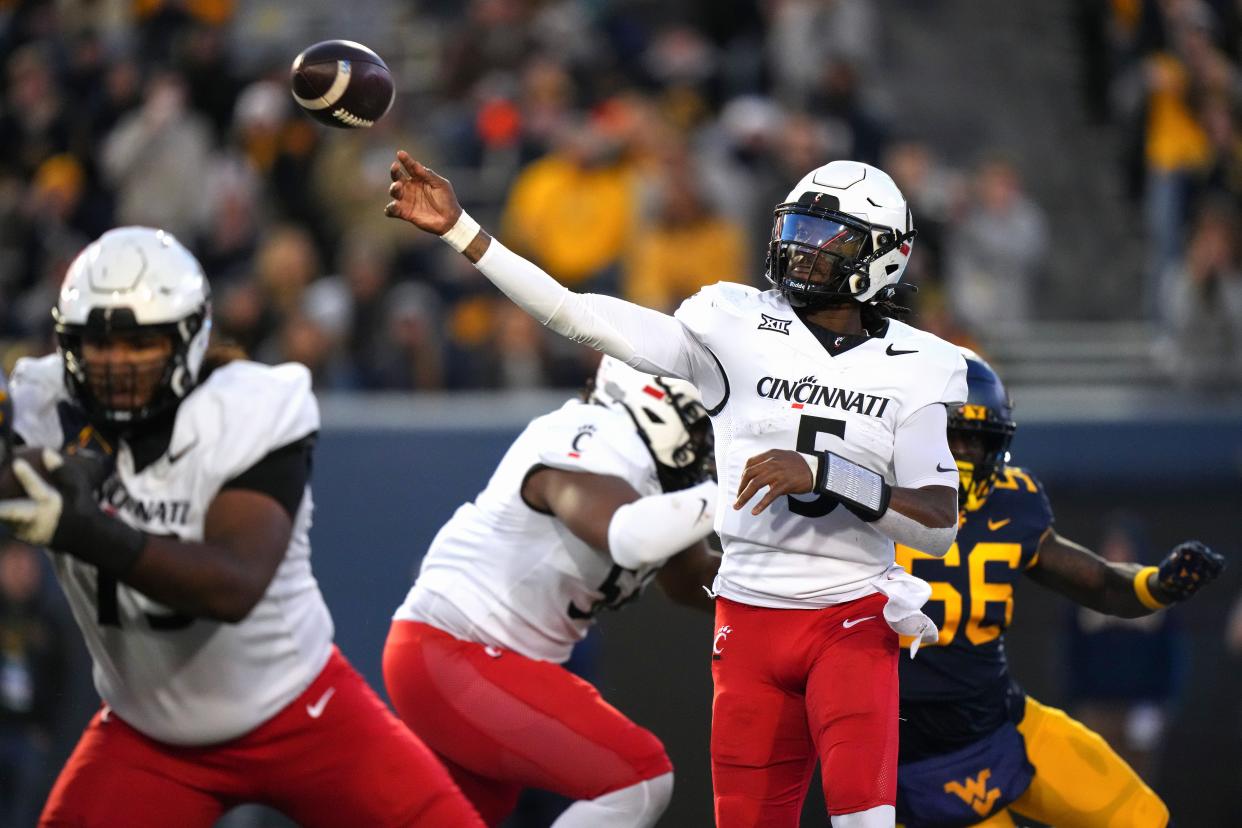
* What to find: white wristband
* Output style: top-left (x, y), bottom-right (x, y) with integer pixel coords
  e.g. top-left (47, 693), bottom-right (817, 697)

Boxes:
top-left (440, 210), bottom-right (481, 253)
top-left (798, 452), bottom-right (821, 486)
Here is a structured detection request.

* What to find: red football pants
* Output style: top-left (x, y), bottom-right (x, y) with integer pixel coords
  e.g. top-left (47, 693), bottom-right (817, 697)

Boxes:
top-left (383, 620), bottom-right (672, 827)
top-left (40, 647), bottom-right (484, 827)
top-left (711, 593), bottom-right (899, 827)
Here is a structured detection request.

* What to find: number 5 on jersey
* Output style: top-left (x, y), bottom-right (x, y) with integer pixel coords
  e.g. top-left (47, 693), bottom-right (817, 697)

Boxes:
top-left (786, 415), bottom-right (846, 517)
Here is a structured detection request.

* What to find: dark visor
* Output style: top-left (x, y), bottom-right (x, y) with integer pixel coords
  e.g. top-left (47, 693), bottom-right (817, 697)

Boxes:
top-left (776, 213), bottom-right (869, 259)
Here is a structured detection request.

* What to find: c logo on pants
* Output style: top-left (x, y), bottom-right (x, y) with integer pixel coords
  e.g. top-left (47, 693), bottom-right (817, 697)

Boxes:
top-left (712, 625), bottom-right (733, 660)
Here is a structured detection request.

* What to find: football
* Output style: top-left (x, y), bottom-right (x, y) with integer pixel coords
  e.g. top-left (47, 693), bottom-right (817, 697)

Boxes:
top-left (290, 40), bottom-right (395, 129)
top-left (0, 447), bottom-right (109, 501)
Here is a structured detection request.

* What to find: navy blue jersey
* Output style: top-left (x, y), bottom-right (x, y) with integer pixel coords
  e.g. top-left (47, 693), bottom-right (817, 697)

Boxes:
top-left (897, 466), bottom-right (1054, 761)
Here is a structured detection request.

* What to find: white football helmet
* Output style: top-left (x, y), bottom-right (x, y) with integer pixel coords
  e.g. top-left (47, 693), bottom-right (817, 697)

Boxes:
top-left (765, 160), bottom-right (916, 305)
top-left (54, 227), bottom-right (212, 424)
top-left (591, 355), bottom-right (713, 491)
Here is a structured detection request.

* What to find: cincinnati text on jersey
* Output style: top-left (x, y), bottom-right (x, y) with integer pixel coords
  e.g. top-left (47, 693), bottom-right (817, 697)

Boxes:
top-left (101, 478), bottom-right (192, 527)
top-left (755, 375), bottom-right (892, 418)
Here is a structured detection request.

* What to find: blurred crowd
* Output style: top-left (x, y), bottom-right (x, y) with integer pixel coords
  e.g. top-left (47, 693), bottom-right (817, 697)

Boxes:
top-left (1081, 0), bottom-right (1242, 385)
top-left (0, 0), bottom-right (1036, 390)
top-left (0, 0), bottom-right (1237, 390)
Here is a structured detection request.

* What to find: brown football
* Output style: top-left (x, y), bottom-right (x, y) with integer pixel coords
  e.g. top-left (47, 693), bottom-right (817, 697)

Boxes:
top-left (290, 40), bottom-right (395, 129)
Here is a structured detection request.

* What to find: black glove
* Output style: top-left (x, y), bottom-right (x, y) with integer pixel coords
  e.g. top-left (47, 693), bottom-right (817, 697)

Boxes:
top-left (1156, 540), bottom-right (1225, 602)
top-left (0, 448), bottom-right (144, 576)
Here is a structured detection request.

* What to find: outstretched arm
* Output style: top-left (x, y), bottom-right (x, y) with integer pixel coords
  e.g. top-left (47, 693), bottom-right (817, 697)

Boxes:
top-left (1027, 533), bottom-right (1224, 617)
top-left (384, 152), bottom-right (724, 400)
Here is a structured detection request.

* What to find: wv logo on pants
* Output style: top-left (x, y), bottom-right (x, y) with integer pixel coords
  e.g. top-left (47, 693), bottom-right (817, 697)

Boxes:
top-left (944, 768), bottom-right (1001, 817)
top-left (712, 625), bottom-right (733, 660)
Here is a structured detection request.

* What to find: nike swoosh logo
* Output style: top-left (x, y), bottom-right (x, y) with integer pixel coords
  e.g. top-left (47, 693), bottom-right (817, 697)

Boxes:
top-left (936, 463), bottom-right (955, 473)
top-left (484, 646), bottom-right (503, 658)
top-left (988, 518), bottom-right (1011, 531)
top-left (306, 687), bottom-right (335, 719)
top-left (696, 498), bottom-right (709, 523)
top-left (842, 615), bottom-right (876, 628)
top-left (167, 437), bottom-right (199, 464)
top-left (886, 345), bottom-right (918, 356)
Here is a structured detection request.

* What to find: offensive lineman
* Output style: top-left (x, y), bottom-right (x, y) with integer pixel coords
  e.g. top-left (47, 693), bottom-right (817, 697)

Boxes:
top-left (894, 350), bottom-right (1223, 828)
top-left (0, 227), bottom-right (484, 827)
top-left (384, 355), bottom-right (719, 827)
top-left (385, 152), bottom-right (966, 828)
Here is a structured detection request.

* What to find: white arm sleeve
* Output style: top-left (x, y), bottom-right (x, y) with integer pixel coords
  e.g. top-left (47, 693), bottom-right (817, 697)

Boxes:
top-left (872, 402), bottom-right (959, 556)
top-left (893, 403), bottom-right (959, 490)
top-left (475, 240), bottom-right (726, 401)
top-left (873, 509), bottom-right (955, 557)
top-left (607, 480), bottom-right (718, 570)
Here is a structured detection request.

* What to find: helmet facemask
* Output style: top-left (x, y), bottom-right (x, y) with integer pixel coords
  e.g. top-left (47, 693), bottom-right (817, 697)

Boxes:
top-left (766, 198), bottom-right (915, 308)
top-left (590, 357), bottom-right (715, 492)
top-left (647, 380), bottom-right (713, 492)
top-left (948, 404), bottom-right (1015, 514)
top-left (56, 305), bottom-right (211, 427)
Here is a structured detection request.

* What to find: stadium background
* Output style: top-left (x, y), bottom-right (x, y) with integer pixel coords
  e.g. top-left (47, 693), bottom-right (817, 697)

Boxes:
top-left (1, 0), bottom-right (1240, 826)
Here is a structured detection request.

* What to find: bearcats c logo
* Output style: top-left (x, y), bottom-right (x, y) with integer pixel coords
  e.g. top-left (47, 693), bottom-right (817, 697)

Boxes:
top-left (712, 625), bottom-right (733, 660)
top-left (568, 425), bottom-right (596, 458)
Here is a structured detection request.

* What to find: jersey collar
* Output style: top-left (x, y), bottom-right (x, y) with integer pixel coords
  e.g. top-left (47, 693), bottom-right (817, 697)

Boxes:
top-left (124, 410), bottom-right (177, 473)
top-left (791, 308), bottom-right (890, 358)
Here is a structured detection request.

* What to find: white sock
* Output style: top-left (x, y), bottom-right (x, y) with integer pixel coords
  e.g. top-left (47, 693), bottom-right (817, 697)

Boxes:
top-left (550, 772), bottom-right (674, 828)
top-left (831, 804), bottom-right (896, 828)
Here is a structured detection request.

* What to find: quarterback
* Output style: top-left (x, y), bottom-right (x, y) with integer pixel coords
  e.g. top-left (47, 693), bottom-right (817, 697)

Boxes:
top-left (895, 350), bottom-right (1223, 828)
top-left (0, 228), bottom-right (483, 827)
top-left (384, 354), bottom-right (719, 827)
top-left (386, 151), bottom-right (967, 828)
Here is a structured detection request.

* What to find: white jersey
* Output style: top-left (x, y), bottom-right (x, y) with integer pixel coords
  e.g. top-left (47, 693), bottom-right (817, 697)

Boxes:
top-left (672, 285), bottom-right (968, 608)
top-left (395, 400), bottom-right (663, 663)
top-left (10, 355), bottom-right (332, 745)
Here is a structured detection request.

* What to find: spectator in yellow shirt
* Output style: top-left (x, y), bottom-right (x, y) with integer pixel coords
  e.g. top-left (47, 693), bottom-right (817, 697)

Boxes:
top-left (501, 117), bottom-right (636, 293)
top-left (625, 158), bottom-right (747, 312)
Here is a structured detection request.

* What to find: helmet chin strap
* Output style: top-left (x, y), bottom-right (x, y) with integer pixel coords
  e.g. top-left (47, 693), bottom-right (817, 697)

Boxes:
top-left (785, 290), bottom-right (860, 311)
top-left (782, 264), bottom-right (869, 307)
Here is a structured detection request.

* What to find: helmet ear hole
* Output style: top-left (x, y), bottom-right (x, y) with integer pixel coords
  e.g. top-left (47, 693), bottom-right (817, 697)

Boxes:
top-left (885, 263), bottom-right (899, 276)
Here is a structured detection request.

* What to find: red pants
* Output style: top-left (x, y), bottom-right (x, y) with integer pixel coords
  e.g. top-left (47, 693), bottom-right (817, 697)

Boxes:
top-left (711, 593), bottom-right (899, 827)
top-left (41, 647), bottom-right (483, 827)
top-left (383, 620), bottom-right (672, 827)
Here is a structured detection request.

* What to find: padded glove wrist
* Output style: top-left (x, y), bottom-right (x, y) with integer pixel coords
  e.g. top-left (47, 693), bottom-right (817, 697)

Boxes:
top-left (0, 449), bottom-right (144, 576)
top-left (809, 450), bottom-right (891, 522)
top-left (51, 450), bottom-right (145, 576)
